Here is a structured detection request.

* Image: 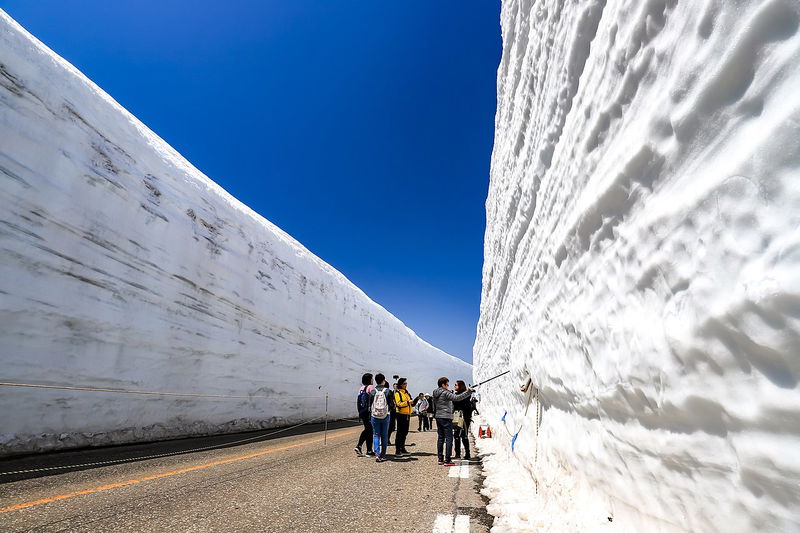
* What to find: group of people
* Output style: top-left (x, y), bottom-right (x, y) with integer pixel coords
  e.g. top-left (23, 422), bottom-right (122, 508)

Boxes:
top-left (355, 372), bottom-right (478, 466)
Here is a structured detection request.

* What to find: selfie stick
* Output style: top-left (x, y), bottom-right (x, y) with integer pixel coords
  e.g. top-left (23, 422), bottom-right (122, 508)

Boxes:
top-left (473, 370), bottom-right (511, 388)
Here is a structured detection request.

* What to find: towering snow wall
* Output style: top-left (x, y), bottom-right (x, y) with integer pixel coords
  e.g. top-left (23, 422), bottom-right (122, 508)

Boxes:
top-left (476, 0), bottom-right (800, 531)
top-left (0, 11), bottom-right (471, 456)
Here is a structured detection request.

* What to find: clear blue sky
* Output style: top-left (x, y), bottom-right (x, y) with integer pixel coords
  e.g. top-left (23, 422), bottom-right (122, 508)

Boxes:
top-left (2, 1), bottom-right (501, 363)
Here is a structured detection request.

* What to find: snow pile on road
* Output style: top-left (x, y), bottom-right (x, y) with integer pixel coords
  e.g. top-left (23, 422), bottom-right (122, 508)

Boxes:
top-left (475, 0), bottom-right (800, 531)
top-left (0, 10), bottom-right (471, 456)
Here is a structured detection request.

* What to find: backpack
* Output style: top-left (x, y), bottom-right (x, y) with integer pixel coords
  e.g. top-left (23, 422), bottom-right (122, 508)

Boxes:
top-left (357, 386), bottom-right (370, 415)
top-left (453, 409), bottom-right (464, 429)
top-left (372, 387), bottom-right (389, 419)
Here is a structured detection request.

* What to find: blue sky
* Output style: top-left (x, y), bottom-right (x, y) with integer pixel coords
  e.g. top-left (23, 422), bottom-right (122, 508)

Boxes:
top-left (2, 1), bottom-right (502, 363)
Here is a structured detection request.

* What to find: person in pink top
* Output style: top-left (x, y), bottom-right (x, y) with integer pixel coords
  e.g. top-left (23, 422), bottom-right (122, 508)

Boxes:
top-left (355, 373), bottom-right (375, 456)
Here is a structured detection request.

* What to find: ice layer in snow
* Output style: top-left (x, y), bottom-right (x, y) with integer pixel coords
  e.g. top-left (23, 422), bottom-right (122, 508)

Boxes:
top-left (475, 0), bottom-right (800, 531)
top-left (0, 11), bottom-right (471, 456)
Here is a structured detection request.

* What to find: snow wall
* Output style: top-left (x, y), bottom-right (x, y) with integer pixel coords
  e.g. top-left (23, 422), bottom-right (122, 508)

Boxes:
top-left (0, 11), bottom-right (471, 456)
top-left (475, 0), bottom-right (800, 531)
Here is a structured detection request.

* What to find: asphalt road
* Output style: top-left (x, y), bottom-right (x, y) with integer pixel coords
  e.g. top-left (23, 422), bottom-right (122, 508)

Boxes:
top-left (0, 421), bottom-right (492, 532)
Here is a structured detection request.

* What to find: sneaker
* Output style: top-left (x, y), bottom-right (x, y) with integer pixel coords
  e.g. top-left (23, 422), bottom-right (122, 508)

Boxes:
top-left (464, 456), bottom-right (472, 461)
top-left (442, 461), bottom-right (456, 467)
top-left (354, 446), bottom-right (363, 457)
top-left (366, 451), bottom-right (376, 457)
top-left (454, 454), bottom-right (461, 459)
top-left (437, 460), bottom-right (445, 465)
top-left (376, 456), bottom-right (386, 463)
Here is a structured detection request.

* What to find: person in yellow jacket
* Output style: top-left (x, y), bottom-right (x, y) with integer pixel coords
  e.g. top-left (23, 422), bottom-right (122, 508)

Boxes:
top-left (393, 378), bottom-right (413, 455)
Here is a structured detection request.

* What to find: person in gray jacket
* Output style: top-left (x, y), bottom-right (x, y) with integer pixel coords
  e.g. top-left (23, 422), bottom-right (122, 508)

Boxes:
top-left (432, 376), bottom-right (473, 466)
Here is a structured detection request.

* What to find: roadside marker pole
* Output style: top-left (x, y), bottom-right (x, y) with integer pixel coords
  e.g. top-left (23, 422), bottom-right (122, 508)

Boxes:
top-left (324, 392), bottom-right (329, 445)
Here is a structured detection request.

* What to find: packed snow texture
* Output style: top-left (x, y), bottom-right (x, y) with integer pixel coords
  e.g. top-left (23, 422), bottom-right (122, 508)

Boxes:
top-left (0, 11), bottom-right (471, 456)
top-left (472, 415), bottom-right (614, 533)
top-left (475, 0), bottom-right (800, 531)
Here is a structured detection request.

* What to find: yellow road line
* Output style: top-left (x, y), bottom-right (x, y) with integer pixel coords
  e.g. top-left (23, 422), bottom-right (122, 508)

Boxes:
top-left (0, 428), bottom-right (359, 514)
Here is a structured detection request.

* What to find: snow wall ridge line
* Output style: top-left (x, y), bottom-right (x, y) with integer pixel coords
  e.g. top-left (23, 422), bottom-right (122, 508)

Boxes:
top-left (0, 9), bottom-right (473, 455)
top-left (0, 9), bottom-right (464, 364)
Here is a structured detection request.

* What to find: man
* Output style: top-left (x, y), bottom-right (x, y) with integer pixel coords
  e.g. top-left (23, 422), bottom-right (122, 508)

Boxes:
top-left (370, 373), bottom-right (396, 462)
top-left (387, 375), bottom-right (399, 445)
top-left (432, 377), bottom-right (473, 466)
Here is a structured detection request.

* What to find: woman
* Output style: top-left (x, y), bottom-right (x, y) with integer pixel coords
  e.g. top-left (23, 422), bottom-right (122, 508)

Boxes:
top-left (413, 393), bottom-right (428, 431)
top-left (393, 377), bottom-right (413, 455)
top-left (452, 380), bottom-right (475, 460)
top-left (355, 372), bottom-right (375, 457)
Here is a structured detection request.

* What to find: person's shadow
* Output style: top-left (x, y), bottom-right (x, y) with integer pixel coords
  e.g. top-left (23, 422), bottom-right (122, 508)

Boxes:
top-left (387, 455), bottom-right (419, 463)
top-left (405, 451), bottom-right (436, 458)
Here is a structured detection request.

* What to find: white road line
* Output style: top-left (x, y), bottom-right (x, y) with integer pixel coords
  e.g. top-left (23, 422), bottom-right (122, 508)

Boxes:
top-left (433, 514), bottom-right (454, 533)
top-left (454, 514), bottom-right (470, 532)
top-left (448, 463), bottom-right (470, 478)
top-left (433, 514), bottom-right (470, 533)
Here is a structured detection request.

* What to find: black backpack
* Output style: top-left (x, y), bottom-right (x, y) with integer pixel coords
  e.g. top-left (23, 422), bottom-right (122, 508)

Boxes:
top-left (357, 387), bottom-right (370, 415)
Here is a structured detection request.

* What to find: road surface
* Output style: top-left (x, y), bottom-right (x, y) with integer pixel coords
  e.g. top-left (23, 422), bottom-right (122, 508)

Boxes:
top-left (0, 421), bottom-right (492, 532)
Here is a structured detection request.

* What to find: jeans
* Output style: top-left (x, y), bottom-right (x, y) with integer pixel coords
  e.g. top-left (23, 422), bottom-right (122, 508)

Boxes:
top-left (371, 415), bottom-right (390, 457)
top-left (436, 418), bottom-right (454, 461)
top-left (357, 412), bottom-right (373, 452)
top-left (395, 414), bottom-right (410, 452)
top-left (417, 413), bottom-right (427, 431)
top-left (454, 420), bottom-right (470, 458)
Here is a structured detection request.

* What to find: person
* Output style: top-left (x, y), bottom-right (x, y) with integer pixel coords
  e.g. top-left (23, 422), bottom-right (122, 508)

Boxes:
top-left (425, 394), bottom-right (435, 430)
top-left (432, 377), bottom-right (473, 466)
top-left (355, 373), bottom-right (375, 457)
top-left (393, 378), bottom-right (413, 455)
top-left (413, 393), bottom-right (429, 431)
top-left (387, 375), bottom-right (399, 445)
top-left (370, 373), bottom-right (396, 462)
top-left (452, 380), bottom-right (475, 460)
top-left (470, 389), bottom-right (480, 415)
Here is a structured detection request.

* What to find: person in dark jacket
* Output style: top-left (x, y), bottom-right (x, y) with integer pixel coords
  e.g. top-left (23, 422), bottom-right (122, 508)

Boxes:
top-left (432, 377), bottom-right (473, 466)
top-left (452, 380), bottom-right (475, 460)
top-left (425, 394), bottom-right (435, 430)
top-left (355, 373), bottom-right (375, 457)
top-left (387, 375), bottom-right (399, 445)
top-left (393, 378), bottom-right (413, 455)
top-left (370, 373), bottom-right (396, 462)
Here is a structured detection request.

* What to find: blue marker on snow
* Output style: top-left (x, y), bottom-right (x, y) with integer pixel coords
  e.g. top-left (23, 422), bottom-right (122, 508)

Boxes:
top-left (511, 432), bottom-right (519, 451)
top-left (501, 411), bottom-right (507, 422)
